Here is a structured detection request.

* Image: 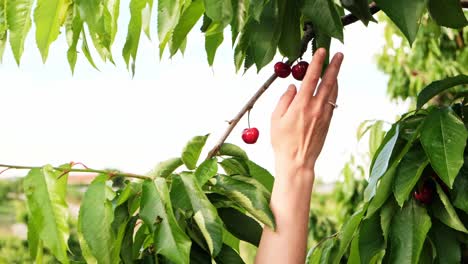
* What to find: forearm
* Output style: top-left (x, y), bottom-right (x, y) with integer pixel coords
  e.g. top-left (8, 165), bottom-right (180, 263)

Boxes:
top-left (255, 163), bottom-right (315, 264)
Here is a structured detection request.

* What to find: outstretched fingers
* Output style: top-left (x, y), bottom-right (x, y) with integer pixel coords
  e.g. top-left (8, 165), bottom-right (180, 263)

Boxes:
top-left (315, 52), bottom-right (344, 104)
top-left (295, 48), bottom-right (327, 104)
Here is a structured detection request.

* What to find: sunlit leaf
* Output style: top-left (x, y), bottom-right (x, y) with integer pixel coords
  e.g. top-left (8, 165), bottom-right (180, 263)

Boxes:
top-left (182, 134), bottom-right (209, 170)
top-left (0, 0), bottom-right (8, 62)
top-left (204, 0), bottom-right (232, 25)
top-left (7, 0), bottom-right (34, 64)
top-left (148, 157), bottom-right (183, 178)
top-left (195, 158), bottom-right (218, 186)
top-left (218, 143), bottom-right (248, 160)
top-left (170, 0), bottom-right (204, 56)
top-left (23, 166), bottom-right (70, 264)
top-left (122, 0), bottom-right (148, 75)
top-left (158, 0), bottom-right (182, 57)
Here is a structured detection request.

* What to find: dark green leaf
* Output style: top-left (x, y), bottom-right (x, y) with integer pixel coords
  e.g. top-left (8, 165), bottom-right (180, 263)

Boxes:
top-left (220, 158), bottom-right (250, 176)
top-left (359, 213), bottom-right (385, 263)
top-left (393, 146), bottom-right (429, 206)
top-left (246, 160), bottom-right (274, 192)
top-left (313, 29), bottom-right (332, 75)
top-left (148, 157), bottom-right (183, 178)
top-left (7, 0), bottom-right (34, 64)
top-left (347, 236), bottom-right (360, 263)
top-left (133, 224), bottom-right (149, 259)
top-left (158, 0), bottom-right (182, 57)
top-left (340, 0), bottom-right (375, 25)
top-left (302, 0), bottom-right (344, 41)
top-left (214, 244), bottom-right (245, 264)
top-left (218, 143), bottom-right (248, 160)
top-left (417, 75), bottom-right (468, 109)
top-left (428, 0), bottom-right (467, 28)
top-left (170, 174), bottom-right (192, 211)
top-left (432, 182), bottom-right (468, 233)
top-left (170, 0), bottom-right (204, 56)
top-left (79, 174), bottom-right (118, 264)
top-left (195, 158), bottom-right (218, 186)
top-left (278, 0), bottom-right (301, 59)
top-left (23, 166), bottom-right (70, 264)
top-left (213, 174), bottom-right (275, 228)
top-left (452, 156), bottom-right (468, 213)
top-left (140, 179), bottom-right (191, 263)
top-left (204, 0), bottom-right (232, 24)
top-left (431, 219), bottom-right (461, 264)
top-left (190, 242), bottom-right (212, 264)
top-left (230, 0), bottom-right (248, 45)
top-left (388, 199), bottom-right (431, 264)
top-left (249, 0), bottom-right (268, 21)
top-left (180, 172), bottom-right (224, 256)
top-left (249, 0), bottom-right (283, 71)
top-left (364, 124), bottom-right (399, 201)
top-left (374, 0), bottom-right (426, 45)
top-left (121, 216), bottom-right (138, 264)
top-left (420, 108), bottom-right (468, 188)
top-left (218, 207), bottom-right (262, 247)
top-left (380, 197), bottom-right (397, 243)
top-left (182, 134), bottom-right (209, 170)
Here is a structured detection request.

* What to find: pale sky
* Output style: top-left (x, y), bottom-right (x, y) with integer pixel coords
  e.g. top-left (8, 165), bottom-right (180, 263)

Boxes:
top-left (0, 6), bottom-right (410, 182)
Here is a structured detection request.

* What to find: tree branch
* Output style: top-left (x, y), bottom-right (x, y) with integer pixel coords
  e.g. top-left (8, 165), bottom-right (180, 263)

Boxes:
top-left (206, 3), bottom-right (382, 159)
top-left (0, 163), bottom-right (152, 180)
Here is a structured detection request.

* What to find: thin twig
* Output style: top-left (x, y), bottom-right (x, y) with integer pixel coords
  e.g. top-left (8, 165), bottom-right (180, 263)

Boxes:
top-left (0, 163), bottom-right (152, 180)
top-left (206, 3), bottom-right (382, 159)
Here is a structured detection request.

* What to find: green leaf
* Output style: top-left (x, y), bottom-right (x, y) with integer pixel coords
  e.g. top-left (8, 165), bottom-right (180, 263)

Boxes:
top-left (170, 0), bottom-right (204, 56)
top-left (27, 212), bottom-right (40, 260)
top-left (105, 0), bottom-right (121, 44)
top-left (148, 157), bottom-right (183, 178)
top-left (230, 0), bottom-right (248, 45)
top-left (0, 0), bottom-right (8, 62)
top-left (245, 160), bottom-right (274, 192)
top-left (213, 174), bottom-right (275, 229)
top-left (359, 213), bottom-right (385, 264)
top-left (205, 29), bottom-right (223, 65)
top-left (140, 179), bottom-right (191, 264)
top-left (190, 242), bottom-right (212, 264)
top-left (34, 0), bottom-right (68, 62)
top-left (347, 236), bottom-right (360, 263)
top-left (428, 0), bottom-right (467, 28)
top-left (122, 0), bottom-right (147, 75)
top-left (452, 157), bottom-right (468, 213)
top-left (7, 0), bottom-right (34, 65)
top-left (81, 29), bottom-right (99, 70)
top-left (218, 143), bottom-right (248, 160)
top-left (417, 75), bottom-right (468, 109)
top-left (182, 134), bottom-right (209, 170)
top-left (374, 0), bottom-right (426, 45)
top-left (249, 0), bottom-right (268, 21)
top-left (233, 19), bottom-right (251, 72)
top-left (432, 182), bottom-right (468, 233)
top-left (66, 6), bottom-right (82, 73)
top-left (195, 158), bottom-right (218, 186)
top-left (340, 0), bottom-right (375, 25)
top-left (420, 108), bottom-right (468, 188)
top-left (220, 158), bottom-right (249, 176)
top-left (170, 174), bottom-right (192, 211)
top-left (121, 216), bottom-right (138, 264)
top-left (313, 29), bottom-right (332, 75)
top-left (380, 197), bottom-right (397, 243)
top-left (179, 172), bottom-right (224, 256)
top-left (79, 174), bottom-right (118, 264)
top-left (214, 244), bottom-right (245, 264)
top-left (388, 199), bottom-right (431, 264)
top-left (204, 0), bottom-right (232, 24)
top-left (23, 166), bottom-right (70, 264)
top-left (218, 207), bottom-right (262, 247)
top-left (249, 0), bottom-right (283, 71)
top-left (364, 124), bottom-right (399, 201)
top-left (331, 207), bottom-right (366, 263)
top-left (278, 0), bottom-right (301, 59)
top-left (158, 0), bottom-right (182, 57)
top-left (393, 146), bottom-right (429, 207)
top-left (430, 219), bottom-right (461, 264)
top-left (302, 0), bottom-right (344, 41)
top-left (111, 203), bottom-right (130, 261)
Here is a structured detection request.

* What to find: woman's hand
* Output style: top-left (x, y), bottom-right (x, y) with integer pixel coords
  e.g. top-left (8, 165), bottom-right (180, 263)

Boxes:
top-left (256, 48), bottom-right (344, 264)
top-left (271, 48), bottom-right (344, 177)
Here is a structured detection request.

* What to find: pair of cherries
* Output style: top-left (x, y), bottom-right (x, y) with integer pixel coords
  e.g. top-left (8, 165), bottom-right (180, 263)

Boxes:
top-left (241, 61), bottom-right (310, 144)
top-left (274, 61), bottom-right (309, 80)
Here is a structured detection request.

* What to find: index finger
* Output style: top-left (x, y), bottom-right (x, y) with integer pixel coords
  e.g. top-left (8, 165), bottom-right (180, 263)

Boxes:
top-left (295, 48), bottom-right (327, 103)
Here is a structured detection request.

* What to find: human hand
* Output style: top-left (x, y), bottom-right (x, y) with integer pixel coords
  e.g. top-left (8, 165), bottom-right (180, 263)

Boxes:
top-left (271, 48), bottom-right (344, 176)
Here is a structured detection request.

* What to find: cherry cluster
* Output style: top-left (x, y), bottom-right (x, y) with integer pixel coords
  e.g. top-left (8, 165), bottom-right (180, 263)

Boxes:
top-left (274, 61), bottom-right (309, 80)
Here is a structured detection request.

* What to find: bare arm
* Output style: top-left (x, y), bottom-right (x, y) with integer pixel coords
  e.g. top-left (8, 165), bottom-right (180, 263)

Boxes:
top-left (255, 49), bottom-right (344, 264)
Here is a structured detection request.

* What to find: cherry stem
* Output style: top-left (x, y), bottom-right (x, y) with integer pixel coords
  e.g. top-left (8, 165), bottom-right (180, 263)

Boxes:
top-left (206, 2), bottom-right (383, 159)
top-left (0, 163), bottom-right (152, 180)
top-left (247, 110), bottom-right (251, 128)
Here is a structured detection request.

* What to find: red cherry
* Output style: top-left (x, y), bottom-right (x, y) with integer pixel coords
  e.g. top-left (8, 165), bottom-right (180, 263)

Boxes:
top-left (242, 128), bottom-right (259, 144)
top-left (274, 62), bottom-right (291, 78)
top-left (413, 181), bottom-right (434, 204)
top-left (292, 61), bottom-right (309, 81)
